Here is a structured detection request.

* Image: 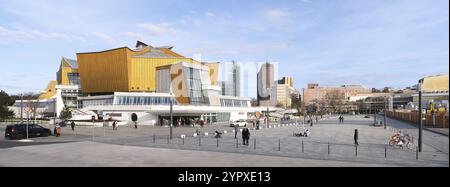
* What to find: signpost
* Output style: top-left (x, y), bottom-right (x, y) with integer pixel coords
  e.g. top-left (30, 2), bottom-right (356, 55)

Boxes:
top-left (24, 106), bottom-right (31, 140)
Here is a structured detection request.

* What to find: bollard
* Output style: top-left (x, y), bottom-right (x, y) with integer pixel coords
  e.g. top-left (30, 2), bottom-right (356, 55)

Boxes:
top-left (167, 135), bottom-right (169, 144)
top-left (302, 141), bottom-right (304, 153)
top-left (416, 148), bottom-right (419, 160)
top-left (328, 143), bottom-right (330, 155)
top-left (355, 145), bottom-right (358, 157)
top-left (217, 138), bottom-right (219, 147)
top-left (183, 137), bottom-right (185, 145)
top-left (236, 139), bottom-right (238, 148)
top-left (254, 139), bottom-right (256, 149)
top-left (199, 136), bottom-right (201, 146)
top-left (278, 139), bottom-right (281, 151)
top-left (385, 144), bottom-right (387, 158)
top-left (153, 134), bottom-right (155, 144)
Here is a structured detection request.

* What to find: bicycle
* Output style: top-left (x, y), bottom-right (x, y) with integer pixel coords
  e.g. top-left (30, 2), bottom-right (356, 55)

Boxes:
top-left (389, 133), bottom-right (415, 150)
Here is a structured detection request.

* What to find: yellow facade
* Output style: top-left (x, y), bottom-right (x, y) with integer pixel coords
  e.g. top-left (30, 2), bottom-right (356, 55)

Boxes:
top-left (421, 74), bottom-right (449, 92)
top-left (56, 57), bottom-right (78, 85)
top-left (38, 80), bottom-right (57, 100)
top-left (129, 58), bottom-right (196, 92)
top-left (77, 46), bottom-right (202, 93)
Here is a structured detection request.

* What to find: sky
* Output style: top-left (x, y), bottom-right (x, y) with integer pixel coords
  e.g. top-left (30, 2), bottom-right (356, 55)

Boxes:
top-left (0, 0), bottom-right (448, 97)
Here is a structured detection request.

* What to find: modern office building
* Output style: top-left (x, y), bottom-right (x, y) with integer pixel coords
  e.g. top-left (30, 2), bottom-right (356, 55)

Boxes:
top-left (412, 74), bottom-right (449, 108)
top-left (278, 76), bottom-right (294, 88)
top-left (270, 84), bottom-right (295, 108)
top-left (220, 61), bottom-right (241, 97)
top-left (257, 62), bottom-right (275, 106)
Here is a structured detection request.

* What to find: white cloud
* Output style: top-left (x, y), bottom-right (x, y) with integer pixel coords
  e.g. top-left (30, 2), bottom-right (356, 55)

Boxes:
top-left (120, 31), bottom-right (144, 40)
top-left (205, 11), bottom-right (216, 17)
top-left (89, 32), bottom-right (114, 43)
top-left (264, 9), bottom-right (290, 21)
top-left (0, 26), bottom-right (79, 41)
top-left (139, 22), bottom-right (182, 36)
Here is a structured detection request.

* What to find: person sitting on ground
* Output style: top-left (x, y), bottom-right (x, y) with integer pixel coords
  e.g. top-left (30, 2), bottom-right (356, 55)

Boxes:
top-left (215, 130), bottom-right (222, 138)
top-left (305, 129), bottom-right (311, 137)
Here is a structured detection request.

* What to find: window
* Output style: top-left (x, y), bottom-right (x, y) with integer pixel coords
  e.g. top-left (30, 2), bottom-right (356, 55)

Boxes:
top-left (67, 73), bottom-right (80, 85)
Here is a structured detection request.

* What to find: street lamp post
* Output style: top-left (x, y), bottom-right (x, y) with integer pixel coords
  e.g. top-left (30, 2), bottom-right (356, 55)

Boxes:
top-left (169, 91), bottom-right (173, 140)
top-left (384, 96), bottom-right (387, 129)
top-left (266, 104), bottom-right (269, 128)
top-left (418, 90), bottom-right (423, 152)
top-left (170, 97), bottom-right (173, 140)
top-left (20, 93), bottom-right (23, 124)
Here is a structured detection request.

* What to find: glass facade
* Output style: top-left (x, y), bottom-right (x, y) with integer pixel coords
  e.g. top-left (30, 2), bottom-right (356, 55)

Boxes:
top-left (115, 96), bottom-right (176, 105)
top-left (61, 89), bottom-right (81, 108)
top-left (184, 67), bottom-right (206, 105)
top-left (67, 73), bottom-right (80, 85)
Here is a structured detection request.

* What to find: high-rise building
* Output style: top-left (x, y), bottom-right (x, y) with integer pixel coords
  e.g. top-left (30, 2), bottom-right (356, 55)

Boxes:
top-left (278, 76), bottom-right (294, 87)
top-left (270, 84), bottom-right (295, 108)
top-left (257, 62), bottom-right (274, 106)
top-left (221, 61), bottom-right (240, 97)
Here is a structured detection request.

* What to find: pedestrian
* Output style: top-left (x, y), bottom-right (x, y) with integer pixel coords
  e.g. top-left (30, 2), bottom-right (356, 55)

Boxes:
top-left (134, 121), bottom-right (138, 129)
top-left (316, 116), bottom-right (318, 123)
top-left (234, 124), bottom-right (239, 139)
top-left (256, 120), bottom-right (260, 130)
top-left (354, 129), bottom-right (359, 146)
top-left (242, 128), bottom-right (246, 145)
top-left (112, 121), bottom-right (117, 130)
top-left (246, 128), bottom-right (250, 145)
top-left (70, 121), bottom-right (75, 131)
top-left (200, 119), bottom-right (205, 128)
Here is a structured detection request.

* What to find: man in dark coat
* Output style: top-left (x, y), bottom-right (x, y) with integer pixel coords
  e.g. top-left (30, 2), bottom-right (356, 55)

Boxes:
top-left (354, 129), bottom-right (359, 146)
top-left (70, 121), bottom-right (75, 131)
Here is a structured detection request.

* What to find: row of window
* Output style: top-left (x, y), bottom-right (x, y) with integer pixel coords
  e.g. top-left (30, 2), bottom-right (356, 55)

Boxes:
top-left (115, 96), bottom-right (176, 106)
top-left (220, 99), bottom-right (249, 107)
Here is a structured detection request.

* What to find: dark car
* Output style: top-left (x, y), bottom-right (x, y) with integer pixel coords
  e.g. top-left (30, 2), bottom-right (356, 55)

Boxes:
top-left (4, 124), bottom-right (52, 140)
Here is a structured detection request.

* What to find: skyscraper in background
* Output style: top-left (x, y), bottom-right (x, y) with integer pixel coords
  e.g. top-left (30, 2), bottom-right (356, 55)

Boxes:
top-left (221, 61), bottom-right (241, 97)
top-left (257, 62), bottom-right (274, 106)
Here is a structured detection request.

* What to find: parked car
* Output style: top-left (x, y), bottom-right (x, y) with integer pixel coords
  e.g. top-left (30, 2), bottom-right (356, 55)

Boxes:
top-left (230, 119), bottom-right (247, 127)
top-left (4, 124), bottom-right (52, 140)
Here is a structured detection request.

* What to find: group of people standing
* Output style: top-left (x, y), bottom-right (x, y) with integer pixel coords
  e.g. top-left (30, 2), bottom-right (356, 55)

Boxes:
top-left (338, 116), bottom-right (345, 124)
top-left (234, 125), bottom-right (251, 145)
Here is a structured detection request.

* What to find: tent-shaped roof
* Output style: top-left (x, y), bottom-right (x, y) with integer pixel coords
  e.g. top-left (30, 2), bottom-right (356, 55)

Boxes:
top-left (63, 57), bottom-right (78, 69)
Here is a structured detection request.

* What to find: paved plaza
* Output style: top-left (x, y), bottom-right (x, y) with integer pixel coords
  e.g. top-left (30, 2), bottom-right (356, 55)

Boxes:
top-left (0, 115), bottom-right (448, 167)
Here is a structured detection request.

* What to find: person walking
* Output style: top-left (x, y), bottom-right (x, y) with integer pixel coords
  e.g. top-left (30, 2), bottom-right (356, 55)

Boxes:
top-left (341, 116), bottom-right (345, 124)
top-left (246, 128), bottom-right (250, 145)
top-left (112, 121), bottom-right (117, 130)
top-left (234, 124), bottom-right (239, 139)
top-left (354, 129), bottom-right (359, 146)
top-left (70, 121), bottom-right (76, 131)
top-left (242, 128), bottom-right (247, 145)
top-left (134, 121), bottom-right (138, 129)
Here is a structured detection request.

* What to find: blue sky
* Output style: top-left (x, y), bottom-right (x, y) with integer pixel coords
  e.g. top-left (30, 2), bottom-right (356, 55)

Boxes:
top-left (0, 0), bottom-right (448, 97)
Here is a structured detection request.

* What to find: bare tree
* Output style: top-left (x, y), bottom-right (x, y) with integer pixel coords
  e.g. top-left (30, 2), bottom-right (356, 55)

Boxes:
top-left (325, 90), bottom-right (346, 114)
